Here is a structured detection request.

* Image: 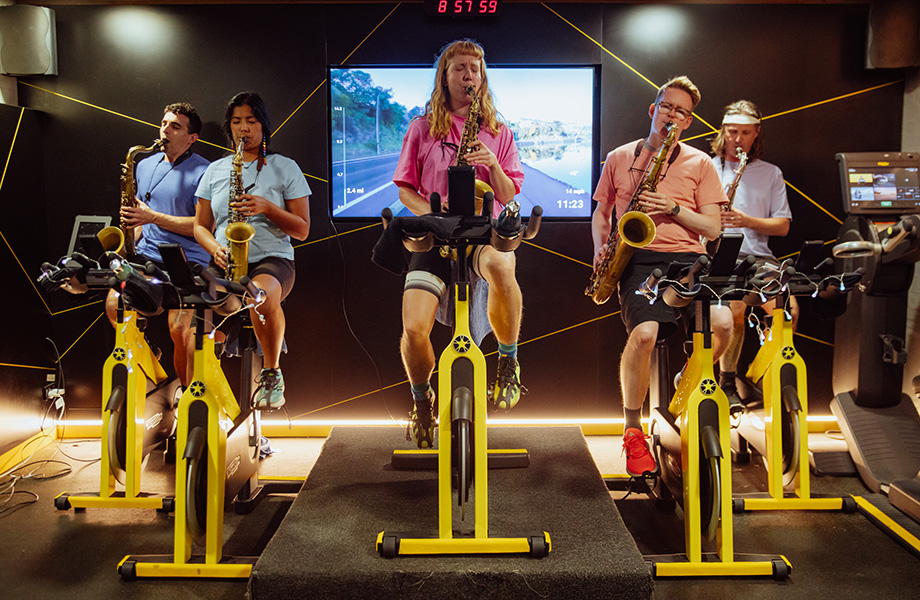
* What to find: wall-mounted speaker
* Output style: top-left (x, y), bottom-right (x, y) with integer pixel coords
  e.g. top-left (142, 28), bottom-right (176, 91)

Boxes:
top-left (0, 5), bottom-right (58, 76)
top-left (867, 0), bottom-right (920, 69)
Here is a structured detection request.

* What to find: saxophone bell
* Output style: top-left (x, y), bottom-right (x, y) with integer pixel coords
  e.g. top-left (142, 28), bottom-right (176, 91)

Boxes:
top-left (99, 139), bottom-right (165, 259)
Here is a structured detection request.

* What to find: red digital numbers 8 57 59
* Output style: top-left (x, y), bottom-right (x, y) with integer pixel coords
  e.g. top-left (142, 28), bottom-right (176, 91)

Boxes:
top-left (427, 0), bottom-right (501, 16)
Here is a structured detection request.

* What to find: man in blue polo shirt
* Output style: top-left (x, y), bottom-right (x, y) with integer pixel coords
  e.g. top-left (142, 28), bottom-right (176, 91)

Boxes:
top-left (105, 102), bottom-right (210, 387)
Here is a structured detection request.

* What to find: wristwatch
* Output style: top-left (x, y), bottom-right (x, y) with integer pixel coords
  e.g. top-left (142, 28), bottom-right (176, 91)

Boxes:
top-left (669, 203), bottom-right (681, 217)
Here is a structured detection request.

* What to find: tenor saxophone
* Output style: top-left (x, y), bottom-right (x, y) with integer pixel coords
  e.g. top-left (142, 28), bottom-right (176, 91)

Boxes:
top-left (585, 122), bottom-right (679, 305)
top-left (225, 137), bottom-right (256, 282)
top-left (724, 146), bottom-right (749, 210)
top-left (97, 139), bottom-right (165, 257)
top-left (456, 85), bottom-right (494, 215)
top-left (703, 146), bottom-right (749, 255)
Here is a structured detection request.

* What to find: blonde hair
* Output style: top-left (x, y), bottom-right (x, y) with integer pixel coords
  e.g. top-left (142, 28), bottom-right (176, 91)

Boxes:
top-left (424, 39), bottom-right (502, 139)
top-left (655, 75), bottom-right (702, 110)
top-left (710, 99), bottom-right (764, 160)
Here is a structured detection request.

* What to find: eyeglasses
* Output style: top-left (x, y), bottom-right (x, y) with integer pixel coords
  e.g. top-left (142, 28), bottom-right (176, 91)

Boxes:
top-left (656, 101), bottom-right (692, 120)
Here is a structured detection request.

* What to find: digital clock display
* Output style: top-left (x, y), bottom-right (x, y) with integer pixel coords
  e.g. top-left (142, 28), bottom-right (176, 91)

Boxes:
top-left (424, 0), bottom-right (501, 17)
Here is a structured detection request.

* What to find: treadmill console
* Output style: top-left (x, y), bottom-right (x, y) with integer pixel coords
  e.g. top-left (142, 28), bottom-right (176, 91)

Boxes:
top-left (837, 152), bottom-right (920, 216)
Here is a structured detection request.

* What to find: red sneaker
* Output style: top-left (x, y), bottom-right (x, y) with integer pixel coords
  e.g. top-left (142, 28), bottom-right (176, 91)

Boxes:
top-left (622, 427), bottom-right (659, 477)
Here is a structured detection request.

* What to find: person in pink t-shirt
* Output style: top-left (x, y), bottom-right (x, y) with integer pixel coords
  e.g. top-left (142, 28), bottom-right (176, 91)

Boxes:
top-left (392, 39), bottom-right (526, 449)
top-left (591, 76), bottom-right (732, 477)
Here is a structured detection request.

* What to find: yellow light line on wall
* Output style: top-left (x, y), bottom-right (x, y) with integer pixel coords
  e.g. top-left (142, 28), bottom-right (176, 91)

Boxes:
top-left (1, 229), bottom-right (52, 315)
top-left (274, 3), bottom-right (402, 139)
top-left (340, 3), bottom-right (402, 65)
top-left (304, 171), bottom-right (327, 184)
top-left (794, 331), bottom-right (833, 347)
top-left (0, 106), bottom-right (23, 191)
top-left (0, 362), bottom-right (54, 371)
top-left (19, 81), bottom-right (158, 129)
top-left (542, 3), bottom-right (656, 90)
top-left (290, 309), bottom-right (622, 418)
top-left (522, 239), bottom-right (592, 268)
top-left (785, 179), bottom-right (843, 225)
top-left (290, 380), bottom-right (407, 420)
top-left (293, 222), bottom-right (380, 249)
top-left (762, 80), bottom-right (903, 120)
top-left (541, 3), bottom-right (717, 132)
top-left (58, 312), bottom-right (105, 362)
top-left (543, 4), bottom-right (900, 243)
top-left (519, 311), bottom-right (620, 348)
top-left (0, 107), bottom-right (55, 315)
top-left (274, 80), bottom-right (328, 138)
top-left (50, 298), bottom-right (105, 316)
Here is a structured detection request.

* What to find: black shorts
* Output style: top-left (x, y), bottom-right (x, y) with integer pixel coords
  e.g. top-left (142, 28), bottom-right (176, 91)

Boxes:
top-left (617, 248), bottom-right (700, 339)
top-left (404, 246), bottom-right (485, 298)
top-left (210, 256), bottom-right (296, 300)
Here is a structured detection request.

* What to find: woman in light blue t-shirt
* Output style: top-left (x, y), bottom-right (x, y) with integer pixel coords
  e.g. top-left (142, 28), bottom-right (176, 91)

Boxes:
top-left (194, 92), bottom-right (311, 410)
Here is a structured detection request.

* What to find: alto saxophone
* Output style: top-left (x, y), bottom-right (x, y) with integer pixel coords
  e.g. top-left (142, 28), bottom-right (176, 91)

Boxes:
top-left (98, 139), bottom-right (165, 257)
top-left (225, 137), bottom-right (256, 282)
top-left (456, 85), bottom-right (494, 215)
top-left (586, 122), bottom-right (679, 305)
top-left (704, 146), bottom-right (749, 255)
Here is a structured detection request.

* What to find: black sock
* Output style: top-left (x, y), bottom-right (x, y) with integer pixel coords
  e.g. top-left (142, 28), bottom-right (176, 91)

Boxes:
top-left (720, 371), bottom-right (737, 389)
top-left (624, 408), bottom-right (643, 432)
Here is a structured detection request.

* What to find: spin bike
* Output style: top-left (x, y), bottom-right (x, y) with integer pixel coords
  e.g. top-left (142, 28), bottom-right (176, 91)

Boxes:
top-left (117, 244), bottom-right (302, 580)
top-left (636, 236), bottom-right (790, 578)
top-left (731, 247), bottom-right (862, 513)
top-left (375, 167), bottom-right (549, 558)
top-left (39, 249), bottom-right (180, 512)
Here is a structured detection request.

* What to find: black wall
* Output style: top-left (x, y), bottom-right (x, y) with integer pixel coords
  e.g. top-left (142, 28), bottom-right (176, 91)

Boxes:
top-left (2, 2), bottom-right (906, 439)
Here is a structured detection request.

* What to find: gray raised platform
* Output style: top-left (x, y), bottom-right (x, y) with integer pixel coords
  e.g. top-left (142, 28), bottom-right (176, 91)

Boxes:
top-left (249, 426), bottom-right (653, 600)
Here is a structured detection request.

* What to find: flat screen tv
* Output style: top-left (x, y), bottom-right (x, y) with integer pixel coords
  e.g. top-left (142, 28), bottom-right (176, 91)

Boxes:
top-left (837, 151), bottom-right (920, 216)
top-left (328, 64), bottom-right (600, 220)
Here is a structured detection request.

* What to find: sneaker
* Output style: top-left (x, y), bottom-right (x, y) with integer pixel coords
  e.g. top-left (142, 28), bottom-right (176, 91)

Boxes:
top-left (406, 388), bottom-right (437, 449)
top-left (722, 383), bottom-right (746, 416)
top-left (254, 368), bottom-right (285, 410)
top-left (622, 427), bottom-right (659, 477)
top-left (490, 355), bottom-right (527, 411)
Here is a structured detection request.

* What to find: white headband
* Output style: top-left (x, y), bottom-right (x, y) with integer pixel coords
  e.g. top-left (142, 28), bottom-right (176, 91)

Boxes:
top-left (722, 114), bottom-right (761, 126)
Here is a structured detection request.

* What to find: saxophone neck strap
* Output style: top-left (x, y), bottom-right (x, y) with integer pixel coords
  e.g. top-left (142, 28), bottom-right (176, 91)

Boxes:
top-left (634, 138), bottom-right (681, 165)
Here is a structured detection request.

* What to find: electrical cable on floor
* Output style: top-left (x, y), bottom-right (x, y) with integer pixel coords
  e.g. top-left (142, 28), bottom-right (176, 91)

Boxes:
top-left (327, 214), bottom-right (401, 425)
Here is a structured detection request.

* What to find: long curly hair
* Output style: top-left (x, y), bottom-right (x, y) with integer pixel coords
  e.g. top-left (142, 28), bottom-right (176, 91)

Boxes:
top-left (710, 99), bottom-right (764, 161)
top-left (424, 39), bottom-right (502, 139)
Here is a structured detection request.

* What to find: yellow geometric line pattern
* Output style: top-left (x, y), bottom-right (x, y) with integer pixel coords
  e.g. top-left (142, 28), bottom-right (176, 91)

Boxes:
top-left (57, 312), bottom-right (106, 362)
top-left (763, 80), bottom-right (903, 120)
top-left (276, 4), bottom-right (402, 137)
top-left (0, 107), bottom-right (23, 191)
top-left (340, 4), bottom-right (403, 66)
top-left (293, 222), bottom-right (380, 249)
top-left (785, 180), bottom-right (843, 225)
top-left (291, 309), bottom-right (622, 420)
top-left (522, 239), bottom-right (592, 268)
top-left (540, 3), bottom-right (718, 132)
top-left (274, 80), bottom-right (329, 138)
top-left (0, 362), bottom-right (54, 371)
top-left (49, 298), bottom-right (105, 317)
top-left (284, 3), bottom-right (893, 413)
top-left (4, 7), bottom-right (408, 375)
top-left (0, 108), bottom-right (55, 319)
top-left (4, 6), bottom-right (892, 398)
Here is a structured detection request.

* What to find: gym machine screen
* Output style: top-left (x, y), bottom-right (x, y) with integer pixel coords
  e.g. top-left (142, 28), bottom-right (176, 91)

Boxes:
top-left (837, 152), bottom-right (920, 216)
